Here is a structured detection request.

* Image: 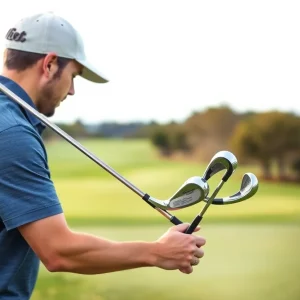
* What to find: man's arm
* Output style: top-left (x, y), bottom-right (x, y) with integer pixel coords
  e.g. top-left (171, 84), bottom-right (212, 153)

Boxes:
top-left (19, 214), bottom-right (206, 274)
top-left (0, 125), bottom-right (206, 274)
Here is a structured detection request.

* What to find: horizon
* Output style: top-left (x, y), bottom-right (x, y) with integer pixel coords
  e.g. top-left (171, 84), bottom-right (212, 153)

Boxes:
top-left (1, 0), bottom-right (300, 125)
top-left (52, 104), bottom-right (300, 125)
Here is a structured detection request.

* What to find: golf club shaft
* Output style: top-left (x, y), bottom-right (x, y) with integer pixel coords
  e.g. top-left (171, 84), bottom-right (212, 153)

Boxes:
top-left (0, 84), bottom-right (144, 196)
top-left (184, 181), bottom-right (225, 234)
top-left (0, 83), bottom-right (183, 225)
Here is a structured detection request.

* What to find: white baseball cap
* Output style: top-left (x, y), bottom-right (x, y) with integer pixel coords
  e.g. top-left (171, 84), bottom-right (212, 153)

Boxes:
top-left (5, 12), bottom-right (108, 83)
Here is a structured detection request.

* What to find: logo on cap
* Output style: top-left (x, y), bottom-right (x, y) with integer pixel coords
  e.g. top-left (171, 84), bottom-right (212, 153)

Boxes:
top-left (6, 28), bottom-right (27, 42)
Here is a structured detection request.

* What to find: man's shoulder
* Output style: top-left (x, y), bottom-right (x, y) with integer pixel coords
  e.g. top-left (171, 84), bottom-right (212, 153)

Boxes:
top-left (0, 124), bottom-right (46, 159)
top-left (0, 94), bottom-right (31, 132)
top-left (0, 102), bottom-right (46, 161)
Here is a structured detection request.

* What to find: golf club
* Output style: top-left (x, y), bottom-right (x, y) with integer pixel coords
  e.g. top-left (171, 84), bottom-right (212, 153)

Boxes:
top-left (0, 83), bottom-right (208, 225)
top-left (203, 173), bottom-right (259, 205)
top-left (185, 151), bottom-right (238, 234)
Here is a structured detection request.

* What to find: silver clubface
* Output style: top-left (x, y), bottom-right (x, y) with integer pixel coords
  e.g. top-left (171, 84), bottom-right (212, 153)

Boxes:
top-left (202, 150), bottom-right (238, 181)
top-left (148, 176), bottom-right (209, 210)
top-left (204, 173), bottom-right (259, 205)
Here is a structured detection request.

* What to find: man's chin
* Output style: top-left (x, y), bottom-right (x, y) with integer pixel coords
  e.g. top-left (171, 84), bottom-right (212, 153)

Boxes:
top-left (44, 109), bottom-right (55, 118)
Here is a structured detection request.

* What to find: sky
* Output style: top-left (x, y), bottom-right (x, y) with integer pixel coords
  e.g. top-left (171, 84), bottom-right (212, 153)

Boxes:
top-left (0, 0), bottom-right (300, 124)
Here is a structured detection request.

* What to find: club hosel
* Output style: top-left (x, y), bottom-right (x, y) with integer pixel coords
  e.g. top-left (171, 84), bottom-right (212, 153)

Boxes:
top-left (212, 198), bottom-right (225, 205)
top-left (142, 193), bottom-right (156, 208)
top-left (203, 171), bottom-right (212, 181)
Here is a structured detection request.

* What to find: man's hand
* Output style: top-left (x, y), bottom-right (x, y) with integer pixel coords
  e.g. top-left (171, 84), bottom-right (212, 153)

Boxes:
top-left (150, 223), bottom-right (206, 274)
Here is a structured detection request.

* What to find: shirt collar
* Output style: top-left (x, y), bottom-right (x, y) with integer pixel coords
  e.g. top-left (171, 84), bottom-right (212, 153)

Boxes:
top-left (0, 75), bottom-right (46, 133)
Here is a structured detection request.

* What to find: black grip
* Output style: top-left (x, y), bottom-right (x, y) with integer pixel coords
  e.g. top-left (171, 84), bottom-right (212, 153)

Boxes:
top-left (212, 198), bottom-right (224, 205)
top-left (184, 215), bottom-right (203, 234)
top-left (170, 216), bottom-right (183, 225)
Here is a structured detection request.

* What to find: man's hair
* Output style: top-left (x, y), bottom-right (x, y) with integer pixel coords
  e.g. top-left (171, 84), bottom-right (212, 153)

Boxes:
top-left (4, 49), bottom-right (71, 78)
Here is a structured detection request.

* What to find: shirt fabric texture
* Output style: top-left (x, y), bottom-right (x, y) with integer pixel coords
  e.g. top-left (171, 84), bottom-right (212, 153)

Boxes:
top-left (0, 75), bottom-right (63, 299)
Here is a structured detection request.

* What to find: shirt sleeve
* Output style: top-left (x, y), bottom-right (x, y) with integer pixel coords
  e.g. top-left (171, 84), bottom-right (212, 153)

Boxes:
top-left (0, 125), bottom-right (63, 230)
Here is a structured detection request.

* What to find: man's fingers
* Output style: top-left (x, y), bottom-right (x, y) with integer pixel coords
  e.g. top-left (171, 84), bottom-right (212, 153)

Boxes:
top-left (179, 266), bottom-right (193, 274)
top-left (194, 248), bottom-right (205, 259)
top-left (157, 223), bottom-right (206, 274)
top-left (190, 257), bottom-right (200, 266)
top-left (196, 236), bottom-right (206, 248)
top-left (191, 226), bottom-right (201, 233)
top-left (170, 223), bottom-right (190, 232)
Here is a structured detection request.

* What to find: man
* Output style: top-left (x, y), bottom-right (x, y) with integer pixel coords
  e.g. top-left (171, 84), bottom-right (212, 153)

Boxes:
top-left (0, 12), bottom-right (206, 299)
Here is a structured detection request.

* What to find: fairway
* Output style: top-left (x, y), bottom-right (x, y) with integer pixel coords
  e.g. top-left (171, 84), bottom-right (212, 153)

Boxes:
top-left (32, 224), bottom-right (300, 300)
top-left (31, 138), bottom-right (300, 300)
top-left (46, 138), bottom-right (300, 226)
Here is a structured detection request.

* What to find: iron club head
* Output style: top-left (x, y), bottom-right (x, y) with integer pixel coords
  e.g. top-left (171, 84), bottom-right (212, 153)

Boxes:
top-left (148, 176), bottom-right (209, 210)
top-left (204, 173), bottom-right (259, 205)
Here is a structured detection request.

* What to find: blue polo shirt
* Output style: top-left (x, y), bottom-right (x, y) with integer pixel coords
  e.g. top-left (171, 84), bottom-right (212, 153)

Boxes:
top-left (0, 75), bottom-right (63, 299)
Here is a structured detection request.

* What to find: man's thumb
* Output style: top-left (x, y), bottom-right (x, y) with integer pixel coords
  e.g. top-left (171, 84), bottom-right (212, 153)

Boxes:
top-left (171, 223), bottom-right (200, 233)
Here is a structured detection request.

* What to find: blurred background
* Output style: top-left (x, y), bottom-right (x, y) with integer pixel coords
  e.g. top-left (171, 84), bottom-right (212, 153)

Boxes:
top-left (1, 1), bottom-right (300, 299)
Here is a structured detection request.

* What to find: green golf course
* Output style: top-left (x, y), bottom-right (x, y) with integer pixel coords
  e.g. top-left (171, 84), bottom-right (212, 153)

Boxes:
top-left (31, 138), bottom-right (300, 300)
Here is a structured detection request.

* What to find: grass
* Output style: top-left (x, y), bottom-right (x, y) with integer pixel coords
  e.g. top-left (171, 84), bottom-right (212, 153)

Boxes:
top-left (45, 138), bottom-right (300, 226)
top-left (30, 138), bottom-right (300, 300)
top-left (32, 224), bottom-right (300, 300)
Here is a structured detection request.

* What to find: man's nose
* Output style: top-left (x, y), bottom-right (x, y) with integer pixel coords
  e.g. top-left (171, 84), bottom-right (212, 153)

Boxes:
top-left (68, 81), bottom-right (75, 95)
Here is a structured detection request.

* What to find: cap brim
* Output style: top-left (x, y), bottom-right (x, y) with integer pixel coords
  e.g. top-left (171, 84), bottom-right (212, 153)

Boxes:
top-left (77, 58), bottom-right (109, 83)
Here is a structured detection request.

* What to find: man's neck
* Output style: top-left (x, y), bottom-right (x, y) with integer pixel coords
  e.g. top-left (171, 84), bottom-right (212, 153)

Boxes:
top-left (1, 68), bottom-right (39, 105)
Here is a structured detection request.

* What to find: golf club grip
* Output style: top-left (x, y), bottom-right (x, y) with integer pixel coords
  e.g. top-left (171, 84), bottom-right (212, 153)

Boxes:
top-left (184, 215), bottom-right (202, 234)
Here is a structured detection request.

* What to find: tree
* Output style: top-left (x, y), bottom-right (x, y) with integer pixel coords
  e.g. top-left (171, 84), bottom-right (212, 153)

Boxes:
top-left (230, 120), bottom-right (273, 179)
top-left (173, 131), bottom-right (190, 152)
top-left (292, 157), bottom-right (300, 181)
top-left (151, 130), bottom-right (172, 156)
top-left (230, 111), bottom-right (300, 180)
top-left (183, 105), bottom-right (241, 160)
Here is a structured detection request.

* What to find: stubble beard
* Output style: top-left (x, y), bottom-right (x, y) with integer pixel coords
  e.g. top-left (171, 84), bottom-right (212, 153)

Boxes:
top-left (37, 80), bottom-right (59, 117)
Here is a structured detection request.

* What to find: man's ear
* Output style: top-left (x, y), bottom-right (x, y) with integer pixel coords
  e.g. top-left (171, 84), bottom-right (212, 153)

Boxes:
top-left (42, 53), bottom-right (59, 79)
top-left (3, 49), bottom-right (7, 64)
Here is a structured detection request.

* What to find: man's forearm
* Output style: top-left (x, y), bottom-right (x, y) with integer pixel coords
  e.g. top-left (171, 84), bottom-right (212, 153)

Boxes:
top-left (20, 214), bottom-right (205, 275)
top-left (50, 231), bottom-right (155, 274)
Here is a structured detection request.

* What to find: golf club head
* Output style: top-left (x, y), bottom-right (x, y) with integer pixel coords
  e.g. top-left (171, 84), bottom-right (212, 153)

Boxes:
top-left (202, 150), bottom-right (238, 182)
top-left (148, 176), bottom-right (209, 210)
top-left (204, 173), bottom-right (259, 205)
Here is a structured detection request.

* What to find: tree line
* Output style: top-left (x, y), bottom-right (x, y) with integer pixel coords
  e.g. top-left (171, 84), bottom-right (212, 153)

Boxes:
top-left (146, 106), bottom-right (300, 182)
top-left (42, 106), bottom-right (300, 182)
